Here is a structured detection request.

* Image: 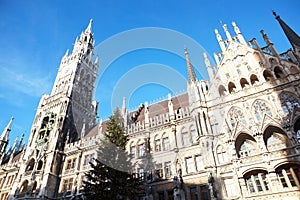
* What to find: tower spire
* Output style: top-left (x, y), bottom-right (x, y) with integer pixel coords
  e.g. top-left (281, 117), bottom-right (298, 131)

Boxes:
top-left (184, 48), bottom-right (197, 83)
top-left (273, 11), bottom-right (300, 51)
top-left (85, 19), bottom-right (93, 33)
top-left (1, 116), bottom-right (14, 141)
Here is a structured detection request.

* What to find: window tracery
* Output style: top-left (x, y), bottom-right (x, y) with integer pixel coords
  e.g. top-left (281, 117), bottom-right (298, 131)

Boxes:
top-left (239, 140), bottom-right (257, 158)
top-left (253, 100), bottom-right (273, 122)
top-left (279, 92), bottom-right (300, 115)
top-left (228, 107), bottom-right (247, 128)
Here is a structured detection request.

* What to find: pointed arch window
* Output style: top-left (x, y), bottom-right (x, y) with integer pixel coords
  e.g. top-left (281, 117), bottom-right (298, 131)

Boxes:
top-left (250, 74), bottom-right (259, 85)
top-left (228, 82), bottom-right (237, 93)
top-left (239, 140), bottom-right (257, 158)
top-left (240, 78), bottom-right (250, 89)
top-left (263, 70), bottom-right (273, 81)
top-left (274, 66), bottom-right (284, 78)
top-left (228, 107), bottom-right (247, 128)
top-left (137, 140), bottom-right (145, 157)
top-left (267, 134), bottom-right (287, 151)
top-left (253, 100), bottom-right (273, 123)
top-left (280, 92), bottom-right (300, 115)
top-left (218, 85), bottom-right (227, 96)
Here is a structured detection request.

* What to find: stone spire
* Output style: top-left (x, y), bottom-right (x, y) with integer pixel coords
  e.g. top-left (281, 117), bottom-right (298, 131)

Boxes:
top-left (85, 19), bottom-right (93, 34)
top-left (0, 116), bottom-right (14, 142)
top-left (184, 48), bottom-right (197, 83)
top-left (273, 11), bottom-right (300, 51)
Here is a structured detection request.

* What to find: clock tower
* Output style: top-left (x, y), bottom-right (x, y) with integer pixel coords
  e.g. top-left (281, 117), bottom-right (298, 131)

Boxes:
top-left (10, 20), bottom-right (98, 199)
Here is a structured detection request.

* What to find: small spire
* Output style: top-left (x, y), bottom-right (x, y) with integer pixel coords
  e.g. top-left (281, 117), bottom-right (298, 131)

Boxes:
top-left (184, 48), bottom-right (197, 83)
top-left (64, 49), bottom-right (69, 57)
top-left (222, 24), bottom-right (232, 41)
top-left (1, 116), bottom-right (14, 141)
top-left (215, 29), bottom-right (226, 51)
top-left (232, 21), bottom-right (246, 44)
top-left (85, 19), bottom-right (93, 33)
top-left (203, 52), bottom-right (211, 67)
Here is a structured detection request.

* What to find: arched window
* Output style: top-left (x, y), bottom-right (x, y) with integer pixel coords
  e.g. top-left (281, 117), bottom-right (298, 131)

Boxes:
top-left (279, 92), bottom-right (300, 115)
top-left (250, 74), bottom-right (259, 85)
top-left (32, 181), bottom-right (37, 194)
top-left (263, 125), bottom-right (288, 152)
top-left (228, 107), bottom-right (247, 128)
top-left (154, 135), bottom-right (161, 152)
top-left (290, 65), bottom-right (299, 74)
top-left (26, 158), bottom-right (35, 171)
top-left (244, 170), bottom-right (269, 193)
top-left (239, 140), bottom-right (258, 158)
top-left (274, 66), bottom-right (284, 78)
top-left (181, 127), bottom-right (189, 146)
top-left (20, 180), bottom-right (29, 194)
top-left (263, 70), bottom-right (273, 81)
top-left (267, 134), bottom-right (287, 151)
top-left (190, 125), bottom-right (197, 143)
top-left (216, 145), bottom-right (227, 164)
top-left (130, 142), bottom-right (136, 158)
top-left (276, 164), bottom-right (300, 188)
top-left (228, 82), bottom-right (237, 93)
top-left (162, 133), bottom-right (170, 151)
top-left (240, 78), bottom-right (250, 89)
top-left (252, 100), bottom-right (273, 123)
top-left (269, 58), bottom-right (278, 66)
top-left (218, 85), bottom-right (227, 96)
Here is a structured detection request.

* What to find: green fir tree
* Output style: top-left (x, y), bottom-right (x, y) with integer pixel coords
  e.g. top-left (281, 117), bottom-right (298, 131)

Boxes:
top-left (83, 107), bottom-right (143, 200)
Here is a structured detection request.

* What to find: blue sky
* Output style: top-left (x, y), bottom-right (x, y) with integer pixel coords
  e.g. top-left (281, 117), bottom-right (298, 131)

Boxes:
top-left (0, 0), bottom-right (299, 146)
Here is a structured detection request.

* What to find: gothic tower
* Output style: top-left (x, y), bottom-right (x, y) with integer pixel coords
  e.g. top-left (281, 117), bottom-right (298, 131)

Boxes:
top-left (10, 20), bottom-right (98, 199)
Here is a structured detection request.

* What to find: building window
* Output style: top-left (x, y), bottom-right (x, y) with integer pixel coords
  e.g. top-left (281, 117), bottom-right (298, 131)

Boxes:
top-left (62, 178), bottom-right (73, 191)
top-left (130, 143), bottom-right (136, 158)
top-left (190, 125), bottom-right (198, 143)
top-left (228, 107), bottom-right (247, 128)
top-left (138, 142), bottom-right (145, 157)
top-left (267, 134), bottom-right (287, 151)
top-left (239, 139), bottom-right (257, 158)
top-left (280, 92), bottom-right (300, 115)
top-left (253, 100), bottom-right (273, 123)
top-left (83, 153), bottom-right (95, 166)
top-left (66, 158), bottom-right (76, 170)
top-left (138, 168), bottom-right (144, 180)
top-left (276, 166), bottom-right (300, 188)
top-left (190, 186), bottom-right (199, 200)
top-left (155, 163), bottom-right (163, 179)
top-left (182, 128), bottom-right (190, 146)
top-left (199, 185), bottom-right (210, 200)
top-left (186, 157), bottom-right (195, 174)
top-left (154, 136), bottom-right (161, 152)
top-left (195, 155), bottom-right (204, 171)
top-left (162, 133), bottom-right (170, 151)
top-left (244, 171), bottom-right (269, 193)
top-left (165, 161), bottom-right (172, 178)
top-left (6, 175), bottom-right (15, 187)
top-left (224, 178), bottom-right (236, 197)
top-left (217, 145), bottom-right (227, 164)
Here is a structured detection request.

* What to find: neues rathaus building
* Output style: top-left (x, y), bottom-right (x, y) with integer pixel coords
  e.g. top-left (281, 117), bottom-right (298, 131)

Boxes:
top-left (0, 12), bottom-right (300, 200)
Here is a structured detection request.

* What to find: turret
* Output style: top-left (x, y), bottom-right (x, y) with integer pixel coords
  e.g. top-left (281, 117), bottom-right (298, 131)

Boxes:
top-left (232, 21), bottom-right (246, 44)
top-left (204, 52), bottom-right (214, 79)
top-left (0, 116), bottom-right (14, 153)
top-left (260, 30), bottom-right (279, 57)
top-left (215, 29), bottom-right (226, 51)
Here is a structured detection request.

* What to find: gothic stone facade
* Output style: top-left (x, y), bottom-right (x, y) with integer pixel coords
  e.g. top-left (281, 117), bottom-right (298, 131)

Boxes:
top-left (0, 13), bottom-right (300, 200)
